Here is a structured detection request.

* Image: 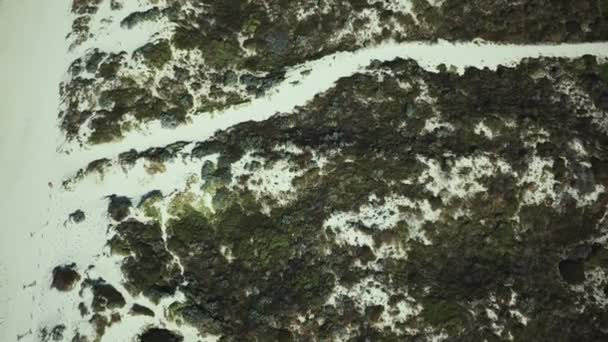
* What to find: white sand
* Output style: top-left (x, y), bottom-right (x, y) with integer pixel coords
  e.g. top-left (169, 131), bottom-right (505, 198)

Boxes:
top-left (0, 0), bottom-right (72, 340)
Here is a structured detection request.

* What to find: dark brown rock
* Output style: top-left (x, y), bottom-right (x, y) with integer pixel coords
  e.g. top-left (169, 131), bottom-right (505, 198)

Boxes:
top-left (129, 304), bottom-right (155, 317)
top-left (138, 328), bottom-right (183, 342)
top-left (51, 264), bottom-right (81, 292)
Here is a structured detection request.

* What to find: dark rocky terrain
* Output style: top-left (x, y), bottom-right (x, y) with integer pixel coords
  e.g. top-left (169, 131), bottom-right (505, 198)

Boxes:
top-left (48, 1), bottom-right (608, 341)
top-left (70, 56), bottom-right (608, 341)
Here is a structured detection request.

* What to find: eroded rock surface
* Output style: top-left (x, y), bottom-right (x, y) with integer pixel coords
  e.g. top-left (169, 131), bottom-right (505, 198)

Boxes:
top-left (75, 56), bottom-right (608, 340)
top-left (107, 219), bottom-right (181, 301)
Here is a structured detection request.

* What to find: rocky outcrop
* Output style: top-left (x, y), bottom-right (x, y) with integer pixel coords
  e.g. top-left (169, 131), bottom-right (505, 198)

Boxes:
top-left (87, 56), bottom-right (608, 340)
top-left (51, 264), bottom-right (80, 292)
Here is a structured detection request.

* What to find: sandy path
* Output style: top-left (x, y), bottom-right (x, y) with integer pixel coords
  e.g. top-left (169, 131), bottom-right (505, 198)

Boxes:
top-left (0, 0), bottom-right (71, 340)
top-left (65, 40), bottom-right (608, 166)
